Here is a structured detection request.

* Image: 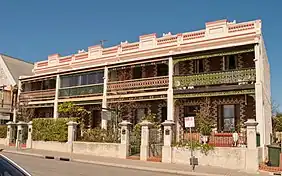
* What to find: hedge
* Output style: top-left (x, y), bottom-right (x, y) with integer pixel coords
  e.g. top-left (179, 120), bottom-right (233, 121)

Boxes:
top-left (32, 118), bottom-right (77, 142)
top-left (0, 125), bottom-right (7, 138)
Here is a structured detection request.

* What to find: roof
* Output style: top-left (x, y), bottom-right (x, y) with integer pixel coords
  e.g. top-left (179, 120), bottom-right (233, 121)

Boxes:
top-left (0, 54), bottom-right (34, 83)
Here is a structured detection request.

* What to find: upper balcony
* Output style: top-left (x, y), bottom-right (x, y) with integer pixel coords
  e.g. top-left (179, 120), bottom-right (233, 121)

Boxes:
top-left (107, 61), bottom-right (169, 95)
top-left (173, 68), bottom-right (256, 88)
top-left (20, 89), bottom-right (56, 102)
top-left (108, 76), bottom-right (169, 94)
top-left (20, 78), bottom-right (56, 102)
top-left (59, 84), bottom-right (103, 98)
top-left (173, 45), bottom-right (256, 94)
top-left (58, 70), bottom-right (104, 98)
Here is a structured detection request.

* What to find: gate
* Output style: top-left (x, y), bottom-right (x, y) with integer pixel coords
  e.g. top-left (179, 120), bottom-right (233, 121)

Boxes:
top-left (149, 128), bottom-right (163, 159)
top-left (129, 129), bottom-right (141, 157)
top-left (9, 126), bottom-right (17, 147)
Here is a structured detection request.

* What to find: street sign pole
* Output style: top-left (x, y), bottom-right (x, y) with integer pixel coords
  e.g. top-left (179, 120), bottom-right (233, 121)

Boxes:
top-left (184, 116), bottom-right (197, 171)
top-left (190, 126), bottom-right (195, 171)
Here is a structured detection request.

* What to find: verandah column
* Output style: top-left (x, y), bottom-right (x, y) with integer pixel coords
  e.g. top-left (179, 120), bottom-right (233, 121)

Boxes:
top-left (13, 80), bottom-right (21, 122)
top-left (167, 56), bottom-right (174, 121)
top-left (101, 66), bottom-right (108, 129)
top-left (53, 74), bottom-right (60, 119)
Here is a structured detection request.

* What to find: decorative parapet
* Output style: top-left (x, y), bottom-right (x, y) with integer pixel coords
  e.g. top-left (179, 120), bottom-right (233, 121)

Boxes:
top-left (33, 19), bottom-right (261, 75)
top-left (173, 69), bottom-right (256, 87)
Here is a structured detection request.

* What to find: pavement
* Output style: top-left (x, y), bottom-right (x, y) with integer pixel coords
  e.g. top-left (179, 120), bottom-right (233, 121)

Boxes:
top-left (0, 145), bottom-right (269, 176)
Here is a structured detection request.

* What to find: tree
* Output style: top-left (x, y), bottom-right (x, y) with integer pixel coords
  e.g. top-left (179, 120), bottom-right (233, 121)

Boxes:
top-left (16, 101), bottom-right (35, 122)
top-left (272, 99), bottom-right (280, 116)
top-left (196, 98), bottom-right (214, 136)
top-left (58, 102), bottom-right (91, 129)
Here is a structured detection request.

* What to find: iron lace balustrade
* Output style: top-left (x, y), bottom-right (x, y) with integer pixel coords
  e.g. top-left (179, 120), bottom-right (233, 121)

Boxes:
top-left (108, 76), bottom-right (169, 92)
top-left (59, 84), bottom-right (103, 97)
top-left (20, 89), bottom-right (56, 101)
top-left (173, 68), bottom-right (256, 88)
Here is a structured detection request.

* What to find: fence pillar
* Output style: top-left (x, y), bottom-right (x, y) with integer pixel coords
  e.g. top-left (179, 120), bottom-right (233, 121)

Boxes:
top-left (245, 119), bottom-right (258, 150)
top-left (119, 120), bottom-right (132, 159)
top-left (6, 121), bottom-right (16, 146)
top-left (16, 121), bottom-right (26, 148)
top-left (244, 119), bottom-right (259, 172)
top-left (67, 121), bottom-right (78, 153)
top-left (26, 121), bottom-right (33, 149)
top-left (140, 120), bottom-right (152, 161)
top-left (162, 120), bottom-right (175, 163)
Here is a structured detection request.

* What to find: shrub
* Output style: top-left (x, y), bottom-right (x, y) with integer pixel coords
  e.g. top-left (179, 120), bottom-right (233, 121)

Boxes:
top-left (32, 118), bottom-right (77, 142)
top-left (173, 139), bottom-right (214, 155)
top-left (0, 125), bottom-right (7, 138)
top-left (80, 127), bottom-right (119, 143)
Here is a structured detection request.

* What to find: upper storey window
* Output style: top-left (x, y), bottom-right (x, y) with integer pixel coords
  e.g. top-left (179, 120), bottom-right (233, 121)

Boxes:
top-left (60, 71), bottom-right (104, 88)
top-left (193, 59), bottom-right (204, 73)
top-left (224, 55), bottom-right (237, 70)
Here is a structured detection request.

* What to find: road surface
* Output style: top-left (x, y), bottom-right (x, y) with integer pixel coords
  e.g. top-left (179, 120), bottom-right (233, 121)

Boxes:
top-left (4, 153), bottom-right (184, 176)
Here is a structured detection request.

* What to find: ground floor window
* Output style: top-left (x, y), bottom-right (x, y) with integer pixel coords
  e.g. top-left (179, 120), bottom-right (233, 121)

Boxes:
top-left (132, 108), bottom-right (148, 126)
top-left (218, 104), bottom-right (239, 132)
top-left (183, 106), bottom-right (199, 131)
top-left (91, 110), bottom-right (101, 128)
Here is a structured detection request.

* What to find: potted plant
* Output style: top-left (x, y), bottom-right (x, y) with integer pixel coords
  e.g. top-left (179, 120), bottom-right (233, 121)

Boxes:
top-left (231, 128), bottom-right (239, 147)
top-left (199, 122), bottom-right (212, 144)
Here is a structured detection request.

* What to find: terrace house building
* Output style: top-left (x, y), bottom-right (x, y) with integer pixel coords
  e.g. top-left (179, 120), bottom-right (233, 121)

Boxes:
top-left (18, 19), bottom-right (272, 148)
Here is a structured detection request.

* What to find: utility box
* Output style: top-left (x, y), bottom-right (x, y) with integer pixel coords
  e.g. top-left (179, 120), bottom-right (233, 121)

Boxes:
top-left (267, 145), bottom-right (281, 167)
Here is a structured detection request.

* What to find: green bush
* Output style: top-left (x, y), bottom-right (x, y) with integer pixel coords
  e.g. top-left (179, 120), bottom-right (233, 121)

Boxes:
top-left (173, 139), bottom-right (214, 155)
top-left (81, 127), bottom-right (120, 143)
top-left (32, 118), bottom-right (77, 142)
top-left (0, 125), bottom-right (7, 138)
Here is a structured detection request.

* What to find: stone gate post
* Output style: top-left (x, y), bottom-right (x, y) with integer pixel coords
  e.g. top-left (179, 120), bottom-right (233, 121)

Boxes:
top-left (119, 120), bottom-right (132, 159)
top-left (140, 120), bottom-right (152, 161)
top-left (26, 121), bottom-right (33, 149)
top-left (162, 120), bottom-right (175, 163)
top-left (67, 121), bottom-right (78, 152)
top-left (244, 119), bottom-right (259, 172)
top-left (16, 121), bottom-right (27, 148)
top-left (6, 121), bottom-right (16, 146)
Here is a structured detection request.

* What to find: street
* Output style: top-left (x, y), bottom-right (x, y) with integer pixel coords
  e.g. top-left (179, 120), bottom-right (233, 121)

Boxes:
top-left (4, 153), bottom-right (183, 176)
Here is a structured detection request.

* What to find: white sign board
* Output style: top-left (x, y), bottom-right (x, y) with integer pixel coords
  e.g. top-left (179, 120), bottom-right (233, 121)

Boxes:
top-left (184, 117), bottom-right (195, 128)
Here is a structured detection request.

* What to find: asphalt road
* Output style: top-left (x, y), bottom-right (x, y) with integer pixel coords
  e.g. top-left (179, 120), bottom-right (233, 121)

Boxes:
top-left (4, 153), bottom-right (182, 176)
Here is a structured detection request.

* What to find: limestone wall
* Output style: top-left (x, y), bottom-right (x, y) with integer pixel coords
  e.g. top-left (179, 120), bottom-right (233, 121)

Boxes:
top-left (172, 147), bottom-right (260, 171)
top-left (73, 141), bottom-right (121, 158)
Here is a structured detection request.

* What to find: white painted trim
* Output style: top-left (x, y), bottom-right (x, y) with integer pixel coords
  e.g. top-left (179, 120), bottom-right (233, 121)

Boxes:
top-left (0, 55), bottom-right (16, 86)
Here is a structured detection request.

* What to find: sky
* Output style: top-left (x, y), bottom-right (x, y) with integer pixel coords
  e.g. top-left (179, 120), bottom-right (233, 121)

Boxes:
top-left (0, 0), bottom-right (282, 109)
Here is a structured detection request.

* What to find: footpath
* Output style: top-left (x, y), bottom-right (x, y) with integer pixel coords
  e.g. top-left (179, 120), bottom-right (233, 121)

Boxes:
top-left (0, 145), bottom-right (269, 176)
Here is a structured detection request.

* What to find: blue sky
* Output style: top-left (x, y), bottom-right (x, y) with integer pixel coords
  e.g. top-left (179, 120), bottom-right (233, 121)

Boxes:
top-left (0, 0), bottom-right (281, 109)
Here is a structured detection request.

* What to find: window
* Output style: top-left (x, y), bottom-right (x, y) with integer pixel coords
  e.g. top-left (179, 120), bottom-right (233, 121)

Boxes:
top-left (60, 76), bottom-right (70, 88)
top-left (133, 67), bottom-right (142, 79)
top-left (193, 60), bottom-right (204, 73)
top-left (183, 106), bottom-right (199, 129)
top-left (157, 64), bottom-right (168, 76)
top-left (223, 105), bottom-right (235, 132)
top-left (81, 74), bottom-right (88, 85)
top-left (225, 55), bottom-right (237, 70)
top-left (109, 70), bottom-right (118, 81)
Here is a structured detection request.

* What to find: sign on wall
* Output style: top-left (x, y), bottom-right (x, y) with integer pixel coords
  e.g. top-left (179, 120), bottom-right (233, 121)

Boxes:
top-left (184, 117), bottom-right (195, 128)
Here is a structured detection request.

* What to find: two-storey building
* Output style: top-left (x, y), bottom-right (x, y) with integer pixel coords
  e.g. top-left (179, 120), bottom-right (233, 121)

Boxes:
top-left (18, 19), bottom-right (272, 148)
top-left (0, 54), bottom-right (33, 124)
